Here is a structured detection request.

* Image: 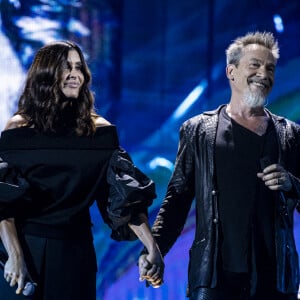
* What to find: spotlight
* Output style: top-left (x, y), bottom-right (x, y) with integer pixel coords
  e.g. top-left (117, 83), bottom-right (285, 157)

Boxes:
top-left (273, 14), bottom-right (284, 33)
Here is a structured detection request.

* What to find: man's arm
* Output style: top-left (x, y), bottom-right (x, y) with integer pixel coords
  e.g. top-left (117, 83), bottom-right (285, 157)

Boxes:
top-left (138, 122), bottom-right (196, 285)
top-left (128, 213), bottom-right (164, 287)
top-left (151, 123), bottom-right (196, 256)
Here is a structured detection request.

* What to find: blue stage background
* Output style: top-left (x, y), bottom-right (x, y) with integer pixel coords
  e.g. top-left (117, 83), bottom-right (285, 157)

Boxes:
top-left (0, 1), bottom-right (299, 299)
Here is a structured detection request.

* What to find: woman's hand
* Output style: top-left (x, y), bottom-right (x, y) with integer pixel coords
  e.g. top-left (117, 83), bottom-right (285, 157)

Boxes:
top-left (4, 252), bottom-right (28, 294)
top-left (128, 213), bottom-right (164, 288)
top-left (0, 218), bottom-right (28, 295)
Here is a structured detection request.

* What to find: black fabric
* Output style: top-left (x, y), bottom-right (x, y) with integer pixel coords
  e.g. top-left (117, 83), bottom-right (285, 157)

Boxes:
top-left (189, 287), bottom-right (298, 300)
top-left (189, 271), bottom-right (251, 300)
top-left (252, 267), bottom-right (298, 300)
top-left (0, 232), bottom-right (96, 300)
top-left (105, 148), bottom-right (156, 241)
top-left (0, 126), bottom-right (120, 229)
top-left (215, 107), bottom-right (277, 275)
top-left (0, 126), bottom-right (155, 237)
top-left (189, 270), bottom-right (297, 300)
top-left (0, 125), bottom-right (156, 299)
top-left (0, 125), bottom-right (119, 150)
top-left (189, 287), bottom-right (219, 300)
top-left (216, 108), bottom-right (264, 273)
top-left (0, 157), bottom-right (30, 220)
top-left (189, 277), bottom-right (297, 300)
top-left (254, 123), bottom-right (278, 277)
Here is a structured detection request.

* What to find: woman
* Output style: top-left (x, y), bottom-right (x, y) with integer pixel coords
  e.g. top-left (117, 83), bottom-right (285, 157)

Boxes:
top-left (0, 41), bottom-right (163, 299)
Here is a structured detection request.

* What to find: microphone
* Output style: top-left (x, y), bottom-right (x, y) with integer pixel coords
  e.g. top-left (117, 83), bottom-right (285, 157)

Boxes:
top-left (0, 256), bottom-right (36, 296)
top-left (22, 280), bottom-right (36, 297)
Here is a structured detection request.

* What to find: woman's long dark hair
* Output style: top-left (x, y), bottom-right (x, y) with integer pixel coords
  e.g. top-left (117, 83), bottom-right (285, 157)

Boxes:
top-left (16, 41), bottom-right (97, 135)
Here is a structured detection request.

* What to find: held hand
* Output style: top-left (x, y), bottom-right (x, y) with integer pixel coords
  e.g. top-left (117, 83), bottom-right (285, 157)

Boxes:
top-left (128, 213), bottom-right (164, 288)
top-left (139, 250), bottom-right (164, 288)
top-left (146, 247), bottom-right (164, 288)
top-left (4, 254), bottom-right (28, 294)
top-left (139, 254), bottom-right (151, 281)
top-left (257, 163), bottom-right (292, 192)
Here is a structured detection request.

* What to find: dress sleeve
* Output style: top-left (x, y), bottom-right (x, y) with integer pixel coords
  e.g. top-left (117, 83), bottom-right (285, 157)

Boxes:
top-left (0, 157), bottom-right (31, 221)
top-left (105, 148), bottom-right (156, 241)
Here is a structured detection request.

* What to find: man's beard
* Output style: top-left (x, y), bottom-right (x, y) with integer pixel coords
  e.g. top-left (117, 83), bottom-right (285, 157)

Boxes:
top-left (243, 90), bottom-right (267, 108)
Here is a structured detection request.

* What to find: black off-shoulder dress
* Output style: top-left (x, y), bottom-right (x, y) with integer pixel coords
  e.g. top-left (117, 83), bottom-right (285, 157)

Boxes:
top-left (0, 126), bottom-right (156, 300)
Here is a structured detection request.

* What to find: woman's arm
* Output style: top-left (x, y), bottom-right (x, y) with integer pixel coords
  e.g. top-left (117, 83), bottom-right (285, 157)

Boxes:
top-left (0, 116), bottom-right (29, 293)
top-left (0, 218), bottom-right (28, 294)
top-left (128, 213), bottom-right (164, 287)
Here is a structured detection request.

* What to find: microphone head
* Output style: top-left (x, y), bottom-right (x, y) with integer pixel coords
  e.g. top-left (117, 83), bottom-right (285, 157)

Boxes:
top-left (22, 282), bottom-right (36, 297)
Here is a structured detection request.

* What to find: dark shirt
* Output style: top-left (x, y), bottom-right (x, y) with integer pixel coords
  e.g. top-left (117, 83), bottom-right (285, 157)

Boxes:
top-left (216, 106), bottom-right (278, 274)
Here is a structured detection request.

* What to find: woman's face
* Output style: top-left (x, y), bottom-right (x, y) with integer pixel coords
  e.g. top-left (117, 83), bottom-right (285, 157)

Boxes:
top-left (60, 49), bottom-right (84, 99)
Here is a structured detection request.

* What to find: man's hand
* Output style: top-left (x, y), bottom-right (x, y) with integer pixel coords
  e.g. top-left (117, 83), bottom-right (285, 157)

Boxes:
top-left (257, 163), bottom-right (292, 192)
top-left (139, 253), bottom-right (164, 288)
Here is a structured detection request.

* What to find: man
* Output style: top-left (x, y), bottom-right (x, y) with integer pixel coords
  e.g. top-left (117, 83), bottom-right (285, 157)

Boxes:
top-left (140, 31), bottom-right (300, 300)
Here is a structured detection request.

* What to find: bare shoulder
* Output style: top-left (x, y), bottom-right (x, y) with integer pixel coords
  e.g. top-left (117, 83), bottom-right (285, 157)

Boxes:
top-left (4, 115), bottom-right (28, 130)
top-left (93, 116), bottom-right (111, 127)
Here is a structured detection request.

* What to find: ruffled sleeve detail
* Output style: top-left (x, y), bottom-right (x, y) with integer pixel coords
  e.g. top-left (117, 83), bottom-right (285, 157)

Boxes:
top-left (0, 158), bottom-right (31, 221)
top-left (104, 148), bottom-right (156, 241)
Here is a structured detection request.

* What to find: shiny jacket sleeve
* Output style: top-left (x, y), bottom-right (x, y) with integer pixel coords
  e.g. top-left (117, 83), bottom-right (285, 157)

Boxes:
top-left (152, 121), bottom-right (196, 256)
top-left (287, 173), bottom-right (300, 213)
top-left (283, 119), bottom-right (300, 214)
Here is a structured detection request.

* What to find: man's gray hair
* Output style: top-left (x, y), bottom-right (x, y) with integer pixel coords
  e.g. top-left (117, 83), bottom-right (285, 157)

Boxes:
top-left (225, 31), bottom-right (280, 66)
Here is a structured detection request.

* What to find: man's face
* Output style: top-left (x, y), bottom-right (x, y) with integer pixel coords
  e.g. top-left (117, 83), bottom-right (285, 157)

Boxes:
top-left (230, 44), bottom-right (276, 108)
top-left (60, 49), bottom-right (84, 99)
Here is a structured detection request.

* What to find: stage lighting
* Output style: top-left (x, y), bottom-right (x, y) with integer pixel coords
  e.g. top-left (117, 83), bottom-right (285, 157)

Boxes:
top-left (273, 14), bottom-right (284, 33)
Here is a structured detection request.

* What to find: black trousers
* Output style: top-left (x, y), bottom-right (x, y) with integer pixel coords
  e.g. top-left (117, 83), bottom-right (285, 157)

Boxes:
top-left (0, 233), bottom-right (97, 300)
top-left (189, 288), bottom-right (298, 300)
top-left (189, 271), bottom-right (298, 300)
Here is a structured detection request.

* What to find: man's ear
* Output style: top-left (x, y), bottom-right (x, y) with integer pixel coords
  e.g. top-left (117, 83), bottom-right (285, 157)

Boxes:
top-left (226, 64), bottom-right (235, 81)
